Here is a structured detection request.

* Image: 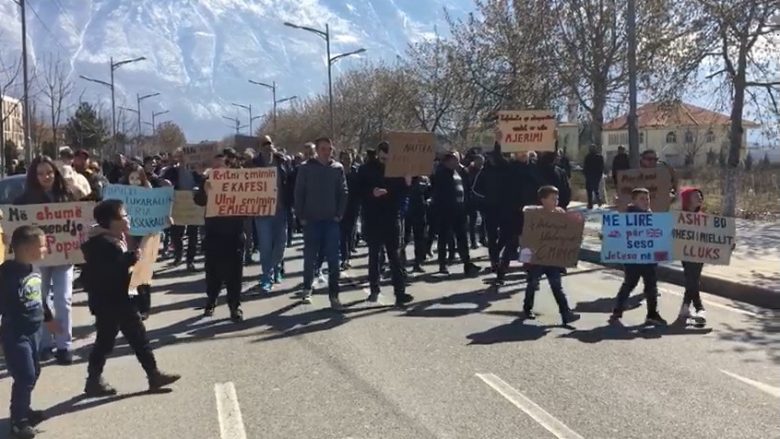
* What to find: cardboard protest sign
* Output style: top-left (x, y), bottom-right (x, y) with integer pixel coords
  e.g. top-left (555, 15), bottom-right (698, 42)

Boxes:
top-left (0, 202), bottom-right (95, 266)
top-left (519, 209), bottom-right (585, 267)
top-left (384, 131), bottom-right (436, 177)
top-left (103, 185), bottom-right (174, 236)
top-left (171, 190), bottom-right (205, 226)
top-left (206, 167), bottom-right (277, 217)
top-left (183, 142), bottom-right (219, 173)
top-left (672, 211), bottom-right (736, 265)
top-left (129, 234), bottom-right (160, 290)
top-left (497, 110), bottom-right (557, 153)
top-left (616, 167), bottom-right (672, 213)
top-left (601, 212), bottom-right (673, 264)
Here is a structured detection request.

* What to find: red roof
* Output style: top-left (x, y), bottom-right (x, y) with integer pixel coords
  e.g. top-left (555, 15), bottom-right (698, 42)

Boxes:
top-left (603, 102), bottom-right (759, 131)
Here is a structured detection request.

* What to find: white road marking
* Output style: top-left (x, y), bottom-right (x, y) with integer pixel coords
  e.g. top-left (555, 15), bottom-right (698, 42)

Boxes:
top-left (657, 287), bottom-right (760, 318)
top-left (476, 373), bottom-right (584, 439)
top-left (215, 382), bottom-right (248, 439)
top-left (720, 370), bottom-right (780, 398)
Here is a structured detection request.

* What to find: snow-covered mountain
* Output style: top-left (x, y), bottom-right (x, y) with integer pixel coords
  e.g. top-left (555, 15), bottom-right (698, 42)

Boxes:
top-left (0, 0), bottom-right (470, 142)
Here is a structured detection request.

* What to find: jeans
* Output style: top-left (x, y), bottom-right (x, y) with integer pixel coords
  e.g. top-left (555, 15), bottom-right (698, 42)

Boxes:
top-left (366, 220), bottom-right (405, 296)
top-left (38, 265), bottom-right (73, 351)
top-left (87, 309), bottom-right (157, 378)
top-left (170, 225), bottom-right (199, 264)
top-left (585, 177), bottom-right (602, 208)
top-left (467, 207), bottom-right (485, 247)
top-left (404, 214), bottom-right (427, 265)
top-left (524, 266), bottom-right (570, 314)
top-left (2, 331), bottom-right (40, 422)
top-left (682, 262), bottom-right (705, 311)
top-left (255, 210), bottom-right (288, 281)
top-left (615, 264), bottom-right (659, 315)
top-left (302, 220), bottom-right (340, 296)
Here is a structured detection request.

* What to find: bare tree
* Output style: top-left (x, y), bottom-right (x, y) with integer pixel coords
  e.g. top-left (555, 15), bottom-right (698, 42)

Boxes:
top-left (39, 54), bottom-right (74, 147)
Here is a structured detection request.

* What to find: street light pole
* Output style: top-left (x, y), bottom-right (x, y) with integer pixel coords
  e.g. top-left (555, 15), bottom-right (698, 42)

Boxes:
top-left (283, 21), bottom-right (366, 140)
top-left (151, 110), bottom-right (169, 135)
top-left (231, 103), bottom-right (254, 135)
top-left (137, 92), bottom-right (160, 137)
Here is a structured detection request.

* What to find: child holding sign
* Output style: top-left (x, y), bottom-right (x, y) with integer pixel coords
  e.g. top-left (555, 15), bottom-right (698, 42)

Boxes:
top-left (521, 186), bottom-right (581, 325)
top-left (610, 188), bottom-right (667, 326)
top-left (678, 187), bottom-right (707, 325)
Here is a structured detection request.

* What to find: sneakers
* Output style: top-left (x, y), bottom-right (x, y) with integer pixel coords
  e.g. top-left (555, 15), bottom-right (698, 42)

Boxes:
top-left (203, 303), bottom-right (215, 317)
top-left (84, 377), bottom-right (118, 397)
top-left (259, 277), bottom-right (273, 294)
top-left (412, 264), bottom-right (425, 273)
top-left (524, 309), bottom-right (537, 320)
top-left (692, 309), bottom-right (707, 324)
top-left (645, 313), bottom-right (668, 326)
top-left (230, 307), bottom-right (244, 323)
top-left (10, 420), bottom-right (35, 439)
top-left (438, 265), bottom-right (450, 275)
top-left (367, 292), bottom-right (380, 303)
top-left (464, 263), bottom-right (481, 278)
top-left (301, 289), bottom-right (313, 304)
top-left (561, 311), bottom-right (581, 325)
top-left (55, 349), bottom-right (73, 366)
top-left (273, 270), bottom-right (283, 284)
top-left (394, 293), bottom-right (414, 308)
top-left (148, 371), bottom-right (181, 391)
top-left (329, 296), bottom-right (344, 311)
top-left (678, 303), bottom-right (691, 319)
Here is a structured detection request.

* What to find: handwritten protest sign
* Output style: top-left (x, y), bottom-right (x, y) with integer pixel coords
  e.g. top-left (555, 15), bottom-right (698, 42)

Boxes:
top-left (601, 212), bottom-right (673, 264)
top-left (497, 110), bottom-right (557, 153)
top-left (0, 202), bottom-right (95, 266)
top-left (672, 211), bottom-right (736, 265)
top-left (129, 234), bottom-right (160, 290)
top-left (384, 131), bottom-right (436, 177)
top-left (616, 167), bottom-right (672, 213)
top-left (206, 167), bottom-right (277, 217)
top-left (103, 185), bottom-right (174, 236)
top-left (171, 190), bottom-right (205, 226)
top-left (183, 142), bottom-right (219, 173)
top-left (519, 209), bottom-right (585, 267)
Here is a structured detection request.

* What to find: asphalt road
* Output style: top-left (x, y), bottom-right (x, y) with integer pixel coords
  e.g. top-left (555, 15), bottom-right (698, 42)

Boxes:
top-left (1, 238), bottom-right (778, 439)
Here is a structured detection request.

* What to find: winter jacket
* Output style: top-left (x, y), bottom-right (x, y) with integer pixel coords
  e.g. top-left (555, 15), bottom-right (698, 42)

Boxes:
top-left (294, 158), bottom-right (348, 222)
top-left (80, 227), bottom-right (139, 316)
top-left (583, 152), bottom-right (605, 180)
top-left (431, 165), bottom-right (465, 212)
top-left (357, 159), bottom-right (408, 229)
top-left (537, 164), bottom-right (572, 209)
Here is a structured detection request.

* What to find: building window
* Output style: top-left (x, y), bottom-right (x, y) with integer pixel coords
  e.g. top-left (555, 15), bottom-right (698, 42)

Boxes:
top-left (706, 130), bottom-right (715, 143)
top-left (639, 132), bottom-right (644, 144)
top-left (666, 131), bottom-right (677, 144)
top-left (684, 130), bottom-right (694, 144)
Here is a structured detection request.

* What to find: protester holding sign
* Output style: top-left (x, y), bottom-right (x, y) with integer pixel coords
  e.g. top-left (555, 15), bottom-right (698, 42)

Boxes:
top-left (610, 188), bottom-right (667, 326)
top-left (194, 154), bottom-right (246, 322)
top-left (519, 186), bottom-right (581, 325)
top-left (14, 156), bottom-right (79, 365)
top-left (675, 187), bottom-right (713, 325)
top-left (162, 148), bottom-right (204, 272)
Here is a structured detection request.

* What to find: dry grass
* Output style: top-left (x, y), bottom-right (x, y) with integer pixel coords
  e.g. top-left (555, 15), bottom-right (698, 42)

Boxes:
top-left (570, 166), bottom-right (780, 220)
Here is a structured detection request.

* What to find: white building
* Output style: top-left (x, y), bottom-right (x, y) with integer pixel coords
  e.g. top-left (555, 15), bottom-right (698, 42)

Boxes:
top-left (1, 95), bottom-right (24, 148)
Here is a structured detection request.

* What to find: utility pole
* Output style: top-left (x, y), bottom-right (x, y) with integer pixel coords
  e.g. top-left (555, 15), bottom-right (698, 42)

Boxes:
top-left (626, 0), bottom-right (640, 168)
top-left (283, 21), bottom-right (365, 140)
top-left (248, 79), bottom-right (298, 133)
top-left (19, 0), bottom-right (33, 163)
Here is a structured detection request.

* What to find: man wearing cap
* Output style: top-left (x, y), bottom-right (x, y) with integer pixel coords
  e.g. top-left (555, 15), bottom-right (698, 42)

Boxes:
top-left (294, 137), bottom-right (348, 309)
top-left (357, 141), bottom-right (415, 307)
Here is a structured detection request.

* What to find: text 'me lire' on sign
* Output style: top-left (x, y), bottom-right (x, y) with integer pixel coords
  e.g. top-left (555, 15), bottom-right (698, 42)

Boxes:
top-left (600, 212), bottom-right (673, 264)
top-left (206, 167), bottom-right (278, 217)
top-left (519, 209), bottom-right (585, 268)
top-left (616, 167), bottom-right (672, 213)
top-left (672, 211), bottom-right (736, 265)
top-left (384, 131), bottom-right (436, 178)
top-left (497, 110), bottom-right (557, 153)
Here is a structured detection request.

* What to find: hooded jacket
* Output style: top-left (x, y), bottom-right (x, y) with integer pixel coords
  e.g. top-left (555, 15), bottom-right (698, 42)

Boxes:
top-left (80, 227), bottom-right (139, 316)
top-left (680, 187), bottom-right (703, 212)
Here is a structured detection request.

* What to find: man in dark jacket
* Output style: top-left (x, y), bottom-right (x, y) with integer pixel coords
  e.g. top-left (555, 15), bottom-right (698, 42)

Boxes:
top-left (357, 142), bottom-right (415, 307)
top-left (194, 154), bottom-right (246, 322)
top-left (611, 145), bottom-right (630, 188)
top-left (162, 148), bottom-right (204, 272)
top-left (339, 150), bottom-right (361, 269)
top-left (471, 148), bottom-right (504, 270)
top-left (537, 151), bottom-right (572, 209)
top-left (404, 175), bottom-right (430, 272)
top-left (583, 144), bottom-right (605, 209)
top-left (430, 152), bottom-right (480, 276)
top-left (465, 155), bottom-right (486, 249)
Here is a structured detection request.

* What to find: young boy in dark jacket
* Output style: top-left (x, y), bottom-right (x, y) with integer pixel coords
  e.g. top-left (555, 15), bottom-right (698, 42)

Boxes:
top-left (610, 188), bottom-right (667, 326)
top-left (521, 186), bottom-right (581, 325)
top-left (0, 226), bottom-right (52, 439)
top-left (81, 199), bottom-right (180, 397)
top-left (678, 187), bottom-right (707, 324)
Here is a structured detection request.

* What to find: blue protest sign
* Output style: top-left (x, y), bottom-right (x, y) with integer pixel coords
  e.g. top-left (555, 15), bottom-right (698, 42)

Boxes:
top-left (600, 212), bottom-right (673, 264)
top-left (102, 185), bottom-right (174, 235)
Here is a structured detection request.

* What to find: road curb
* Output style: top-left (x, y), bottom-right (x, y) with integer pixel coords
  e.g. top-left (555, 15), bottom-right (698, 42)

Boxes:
top-left (579, 247), bottom-right (780, 310)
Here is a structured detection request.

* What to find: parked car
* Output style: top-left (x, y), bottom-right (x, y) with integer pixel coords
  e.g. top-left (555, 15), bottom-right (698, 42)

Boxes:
top-left (0, 174), bottom-right (26, 205)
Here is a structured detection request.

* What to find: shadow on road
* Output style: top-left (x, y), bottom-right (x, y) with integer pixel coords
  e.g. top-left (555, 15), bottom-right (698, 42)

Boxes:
top-left (467, 318), bottom-right (551, 345)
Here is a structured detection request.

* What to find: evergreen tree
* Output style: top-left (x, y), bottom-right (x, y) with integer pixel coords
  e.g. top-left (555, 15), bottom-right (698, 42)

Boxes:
top-left (64, 102), bottom-right (109, 153)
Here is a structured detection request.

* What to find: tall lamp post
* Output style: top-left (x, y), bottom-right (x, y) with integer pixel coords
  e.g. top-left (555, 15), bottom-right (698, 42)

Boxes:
top-left (150, 110), bottom-right (169, 135)
top-left (137, 92), bottom-right (160, 137)
top-left (223, 116), bottom-right (246, 135)
top-left (282, 22), bottom-right (366, 139)
top-left (79, 56), bottom-right (146, 153)
top-left (231, 103), bottom-right (259, 135)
